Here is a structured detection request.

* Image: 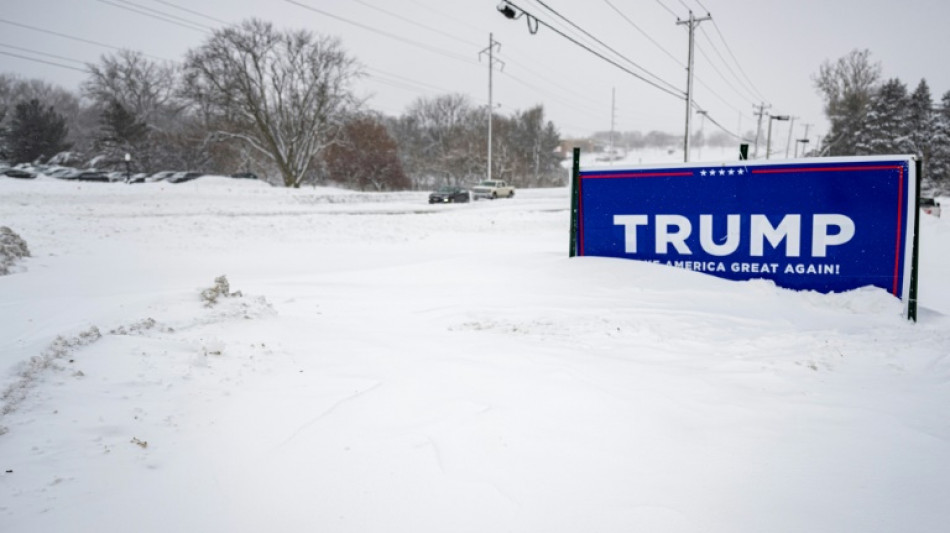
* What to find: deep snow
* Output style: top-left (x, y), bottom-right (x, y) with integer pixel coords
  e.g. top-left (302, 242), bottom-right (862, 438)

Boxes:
top-left (1, 172), bottom-right (949, 532)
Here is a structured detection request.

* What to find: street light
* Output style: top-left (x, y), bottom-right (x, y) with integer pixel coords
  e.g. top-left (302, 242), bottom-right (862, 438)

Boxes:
top-left (497, 0), bottom-right (539, 33)
top-left (795, 138), bottom-right (810, 158)
top-left (124, 153), bottom-right (131, 183)
top-left (497, 1), bottom-right (518, 19)
top-left (766, 115), bottom-right (789, 159)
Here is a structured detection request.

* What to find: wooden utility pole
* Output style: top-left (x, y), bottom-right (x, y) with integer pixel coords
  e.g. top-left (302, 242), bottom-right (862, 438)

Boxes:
top-left (677, 11), bottom-right (711, 162)
top-left (752, 102), bottom-right (770, 159)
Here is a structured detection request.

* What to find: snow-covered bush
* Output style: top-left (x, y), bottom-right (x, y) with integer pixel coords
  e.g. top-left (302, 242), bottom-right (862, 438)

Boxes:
top-left (0, 226), bottom-right (30, 275)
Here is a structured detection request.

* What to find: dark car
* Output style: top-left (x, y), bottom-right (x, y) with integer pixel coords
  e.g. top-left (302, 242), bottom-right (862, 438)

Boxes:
top-left (231, 172), bottom-right (259, 180)
top-left (75, 171), bottom-right (110, 182)
top-left (429, 186), bottom-right (470, 204)
top-left (1, 168), bottom-right (37, 179)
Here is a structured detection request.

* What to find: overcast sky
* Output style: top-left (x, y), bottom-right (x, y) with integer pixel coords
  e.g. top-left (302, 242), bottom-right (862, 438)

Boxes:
top-left (2, 0), bottom-right (948, 148)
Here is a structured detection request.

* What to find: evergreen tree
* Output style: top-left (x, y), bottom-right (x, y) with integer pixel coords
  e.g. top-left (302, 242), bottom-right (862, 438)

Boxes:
top-left (508, 106), bottom-right (562, 187)
top-left (928, 90), bottom-right (950, 194)
top-left (0, 106), bottom-right (8, 160)
top-left (3, 99), bottom-right (71, 164)
top-left (854, 78), bottom-right (909, 155)
top-left (96, 99), bottom-right (148, 166)
top-left (907, 80), bottom-right (934, 160)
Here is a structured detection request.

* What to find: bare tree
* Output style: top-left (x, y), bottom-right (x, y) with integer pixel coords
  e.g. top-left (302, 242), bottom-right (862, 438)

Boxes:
top-left (813, 49), bottom-right (881, 155)
top-left (394, 94), bottom-right (482, 187)
top-left (181, 19), bottom-right (362, 187)
top-left (83, 50), bottom-right (182, 129)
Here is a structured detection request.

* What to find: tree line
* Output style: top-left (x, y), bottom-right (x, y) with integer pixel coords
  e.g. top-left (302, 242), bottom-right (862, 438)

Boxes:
top-left (814, 49), bottom-right (950, 194)
top-left (0, 19), bottom-right (563, 189)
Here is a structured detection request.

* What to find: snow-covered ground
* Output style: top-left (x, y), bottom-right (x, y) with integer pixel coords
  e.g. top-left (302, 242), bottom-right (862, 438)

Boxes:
top-left (1, 174), bottom-right (949, 533)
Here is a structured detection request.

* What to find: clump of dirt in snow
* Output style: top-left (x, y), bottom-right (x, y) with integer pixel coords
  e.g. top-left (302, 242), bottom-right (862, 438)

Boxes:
top-left (200, 275), bottom-right (243, 307)
top-left (0, 226), bottom-right (30, 275)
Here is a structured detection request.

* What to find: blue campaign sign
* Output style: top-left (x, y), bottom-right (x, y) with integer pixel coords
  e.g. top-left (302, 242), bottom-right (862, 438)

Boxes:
top-left (575, 156), bottom-right (918, 307)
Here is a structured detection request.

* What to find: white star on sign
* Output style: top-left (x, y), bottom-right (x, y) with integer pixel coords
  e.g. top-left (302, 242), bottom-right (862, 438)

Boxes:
top-left (728, 168), bottom-right (735, 175)
top-left (700, 169), bottom-right (707, 176)
top-left (719, 169), bottom-right (726, 176)
top-left (737, 168), bottom-right (745, 175)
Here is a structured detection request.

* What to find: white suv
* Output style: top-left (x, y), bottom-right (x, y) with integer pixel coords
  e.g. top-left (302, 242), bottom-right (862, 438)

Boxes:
top-left (472, 180), bottom-right (515, 200)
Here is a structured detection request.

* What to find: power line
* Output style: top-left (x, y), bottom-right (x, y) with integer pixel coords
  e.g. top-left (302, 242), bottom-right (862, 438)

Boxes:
top-left (0, 18), bottom-right (170, 61)
top-left (95, 0), bottom-right (210, 33)
top-left (284, 0), bottom-right (477, 66)
top-left (0, 50), bottom-right (89, 74)
top-left (602, 0), bottom-right (683, 67)
top-left (349, 0), bottom-right (481, 49)
top-left (602, 0), bottom-right (755, 129)
top-left (697, 28), bottom-right (759, 105)
top-left (148, 0), bottom-right (230, 25)
top-left (529, 0), bottom-right (683, 95)
top-left (708, 19), bottom-right (768, 103)
top-left (674, 0), bottom-right (694, 13)
top-left (400, 0), bottom-right (485, 36)
top-left (0, 43), bottom-right (88, 66)
top-left (499, 1), bottom-right (685, 100)
top-left (694, 45), bottom-right (756, 111)
top-left (365, 66), bottom-right (461, 98)
top-left (654, 0), bottom-right (682, 19)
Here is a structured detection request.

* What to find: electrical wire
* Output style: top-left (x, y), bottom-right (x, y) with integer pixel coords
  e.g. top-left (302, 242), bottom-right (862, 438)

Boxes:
top-left (501, 1), bottom-right (685, 100)
top-left (601, 0), bottom-right (683, 67)
top-left (654, 0), bottom-right (682, 19)
top-left (697, 27), bottom-right (759, 104)
top-left (0, 43), bottom-right (88, 66)
top-left (95, 0), bottom-right (210, 33)
top-left (284, 0), bottom-right (477, 66)
top-left (349, 0), bottom-right (482, 49)
top-left (674, 0), bottom-right (694, 14)
top-left (529, 0), bottom-right (683, 95)
top-left (695, 45), bottom-right (757, 112)
top-left (0, 50), bottom-right (89, 73)
top-left (707, 19), bottom-right (768, 103)
top-left (148, 0), bottom-right (230, 25)
top-left (0, 18), bottom-right (170, 61)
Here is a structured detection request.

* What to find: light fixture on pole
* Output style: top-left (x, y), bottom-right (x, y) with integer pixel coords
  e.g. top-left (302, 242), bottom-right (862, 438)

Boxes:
top-left (497, 1), bottom-right (517, 19)
top-left (795, 138), bottom-right (810, 158)
top-left (766, 115), bottom-right (789, 159)
top-left (124, 153), bottom-right (131, 183)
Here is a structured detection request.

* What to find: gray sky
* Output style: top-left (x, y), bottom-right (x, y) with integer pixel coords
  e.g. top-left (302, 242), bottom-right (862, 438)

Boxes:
top-left (2, 0), bottom-right (948, 148)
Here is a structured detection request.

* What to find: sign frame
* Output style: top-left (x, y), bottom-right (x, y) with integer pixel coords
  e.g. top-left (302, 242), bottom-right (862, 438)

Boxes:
top-left (569, 153), bottom-right (920, 320)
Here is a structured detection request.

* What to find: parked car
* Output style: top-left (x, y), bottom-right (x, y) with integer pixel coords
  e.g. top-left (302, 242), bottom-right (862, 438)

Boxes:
top-left (48, 167), bottom-right (83, 179)
top-left (167, 171), bottom-right (204, 183)
top-left (149, 171), bottom-right (178, 182)
top-left (1, 168), bottom-right (37, 179)
top-left (106, 171), bottom-right (132, 182)
top-left (921, 197), bottom-right (941, 217)
top-left (429, 185), bottom-right (470, 204)
top-left (231, 172), bottom-right (259, 180)
top-left (75, 171), bottom-right (110, 182)
top-left (471, 179), bottom-right (515, 200)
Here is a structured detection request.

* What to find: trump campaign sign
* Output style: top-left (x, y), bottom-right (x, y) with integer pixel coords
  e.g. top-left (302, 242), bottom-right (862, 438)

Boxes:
top-left (570, 153), bottom-right (920, 318)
